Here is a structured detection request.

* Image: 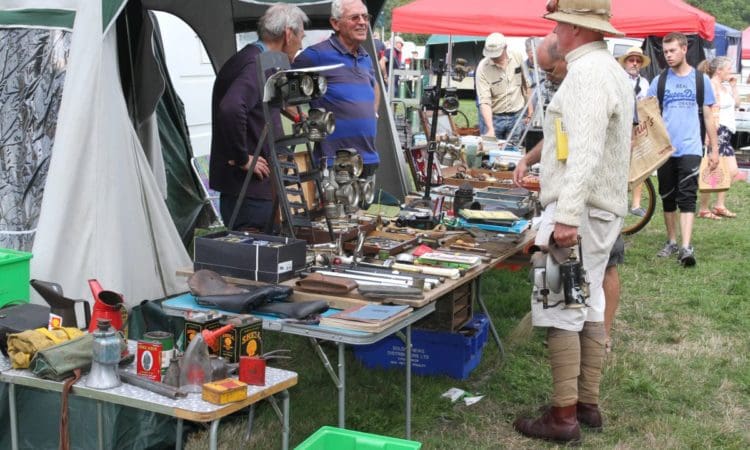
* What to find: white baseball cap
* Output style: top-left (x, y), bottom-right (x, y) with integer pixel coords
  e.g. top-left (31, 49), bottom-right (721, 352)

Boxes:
top-left (483, 33), bottom-right (507, 58)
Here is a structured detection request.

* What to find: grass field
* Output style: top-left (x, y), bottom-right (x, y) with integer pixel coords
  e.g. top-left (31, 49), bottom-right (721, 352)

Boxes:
top-left (185, 177), bottom-right (750, 449)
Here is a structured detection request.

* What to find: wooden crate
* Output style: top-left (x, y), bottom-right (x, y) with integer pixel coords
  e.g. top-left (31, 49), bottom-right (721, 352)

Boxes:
top-left (415, 282), bottom-right (473, 332)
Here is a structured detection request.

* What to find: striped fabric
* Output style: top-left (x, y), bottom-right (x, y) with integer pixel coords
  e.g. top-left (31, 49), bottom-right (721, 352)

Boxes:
top-left (293, 34), bottom-right (378, 165)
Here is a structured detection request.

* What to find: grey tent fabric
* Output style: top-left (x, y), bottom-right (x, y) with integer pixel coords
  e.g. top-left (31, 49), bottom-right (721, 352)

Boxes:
top-left (0, 28), bottom-right (70, 251)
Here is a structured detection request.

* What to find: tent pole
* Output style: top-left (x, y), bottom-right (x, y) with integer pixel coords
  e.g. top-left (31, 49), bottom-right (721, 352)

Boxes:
top-left (445, 35), bottom-right (453, 88)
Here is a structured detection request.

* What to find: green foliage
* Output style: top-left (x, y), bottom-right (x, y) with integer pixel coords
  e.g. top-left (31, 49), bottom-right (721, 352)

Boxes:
top-left (685, 0), bottom-right (750, 31)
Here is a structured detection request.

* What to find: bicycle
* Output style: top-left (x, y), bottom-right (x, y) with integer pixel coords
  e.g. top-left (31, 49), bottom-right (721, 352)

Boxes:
top-left (622, 176), bottom-right (656, 235)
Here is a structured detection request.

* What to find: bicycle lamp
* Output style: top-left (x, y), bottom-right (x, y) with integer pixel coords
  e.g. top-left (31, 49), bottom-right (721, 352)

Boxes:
top-left (421, 86), bottom-right (440, 111)
top-left (275, 72), bottom-right (328, 106)
top-left (441, 87), bottom-right (460, 114)
top-left (300, 108), bottom-right (335, 142)
top-left (315, 74), bottom-right (327, 97)
top-left (421, 86), bottom-right (460, 115)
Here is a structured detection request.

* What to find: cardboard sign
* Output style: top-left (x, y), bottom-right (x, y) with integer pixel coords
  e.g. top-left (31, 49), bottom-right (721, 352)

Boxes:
top-left (629, 97), bottom-right (673, 187)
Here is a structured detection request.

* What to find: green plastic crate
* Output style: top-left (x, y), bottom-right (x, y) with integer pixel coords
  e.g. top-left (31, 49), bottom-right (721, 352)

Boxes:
top-left (0, 248), bottom-right (32, 308)
top-left (296, 427), bottom-right (422, 450)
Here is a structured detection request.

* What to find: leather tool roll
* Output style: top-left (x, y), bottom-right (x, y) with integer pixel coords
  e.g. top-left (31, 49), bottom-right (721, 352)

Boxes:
top-left (296, 273), bottom-right (357, 295)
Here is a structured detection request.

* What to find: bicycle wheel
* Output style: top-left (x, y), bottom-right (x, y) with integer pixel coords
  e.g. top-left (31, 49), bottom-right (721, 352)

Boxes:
top-left (622, 177), bottom-right (656, 235)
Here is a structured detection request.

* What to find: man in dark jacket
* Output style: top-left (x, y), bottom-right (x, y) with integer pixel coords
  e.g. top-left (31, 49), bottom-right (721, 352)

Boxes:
top-left (209, 4), bottom-right (308, 230)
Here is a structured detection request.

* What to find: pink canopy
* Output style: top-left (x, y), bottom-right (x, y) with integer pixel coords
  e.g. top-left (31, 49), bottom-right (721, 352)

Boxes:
top-left (743, 27), bottom-right (750, 59)
top-left (392, 0), bottom-right (715, 40)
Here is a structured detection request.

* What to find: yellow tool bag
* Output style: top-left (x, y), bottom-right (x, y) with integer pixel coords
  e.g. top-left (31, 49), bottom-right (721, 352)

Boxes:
top-left (6, 327), bottom-right (85, 369)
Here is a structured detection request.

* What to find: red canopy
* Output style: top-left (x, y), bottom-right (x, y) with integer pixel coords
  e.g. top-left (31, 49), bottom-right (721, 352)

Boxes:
top-left (743, 27), bottom-right (750, 59)
top-left (392, 0), bottom-right (715, 40)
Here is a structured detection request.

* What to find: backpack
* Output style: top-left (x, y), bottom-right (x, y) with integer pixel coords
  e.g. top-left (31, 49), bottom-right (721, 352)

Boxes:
top-left (656, 68), bottom-right (705, 145)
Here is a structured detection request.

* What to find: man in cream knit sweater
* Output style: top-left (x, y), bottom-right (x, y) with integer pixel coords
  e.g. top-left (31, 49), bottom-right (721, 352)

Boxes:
top-left (513, 0), bottom-right (633, 443)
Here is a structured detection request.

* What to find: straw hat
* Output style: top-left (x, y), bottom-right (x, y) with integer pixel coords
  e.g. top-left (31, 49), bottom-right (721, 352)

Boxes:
top-left (544, 0), bottom-right (624, 37)
top-left (618, 46), bottom-right (651, 68)
top-left (483, 33), bottom-right (507, 58)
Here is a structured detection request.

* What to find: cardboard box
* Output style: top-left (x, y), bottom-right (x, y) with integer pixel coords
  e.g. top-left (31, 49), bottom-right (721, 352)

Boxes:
top-left (194, 231), bottom-right (306, 283)
top-left (218, 315), bottom-right (262, 363)
top-left (202, 378), bottom-right (247, 404)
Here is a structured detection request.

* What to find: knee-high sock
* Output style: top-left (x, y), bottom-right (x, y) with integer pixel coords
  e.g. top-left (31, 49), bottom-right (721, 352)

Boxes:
top-left (578, 321), bottom-right (606, 404)
top-left (548, 327), bottom-right (580, 407)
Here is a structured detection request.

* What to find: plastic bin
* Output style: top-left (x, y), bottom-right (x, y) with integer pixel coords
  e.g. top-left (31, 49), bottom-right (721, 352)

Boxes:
top-left (295, 426), bottom-right (422, 450)
top-left (353, 314), bottom-right (490, 380)
top-left (0, 248), bottom-right (32, 308)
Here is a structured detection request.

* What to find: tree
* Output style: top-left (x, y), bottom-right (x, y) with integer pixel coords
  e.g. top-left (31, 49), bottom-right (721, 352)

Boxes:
top-left (375, 0), bottom-right (428, 44)
top-left (685, 0), bottom-right (749, 31)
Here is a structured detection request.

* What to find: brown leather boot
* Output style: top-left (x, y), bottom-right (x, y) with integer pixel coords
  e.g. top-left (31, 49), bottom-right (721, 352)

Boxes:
top-left (577, 402), bottom-right (602, 430)
top-left (513, 404), bottom-right (581, 443)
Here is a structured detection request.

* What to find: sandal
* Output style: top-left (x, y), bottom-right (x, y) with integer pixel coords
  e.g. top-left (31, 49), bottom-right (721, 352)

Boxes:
top-left (698, 210), bottom-right (722, 220)
top-left (712, 206), bottom-right (736, 218)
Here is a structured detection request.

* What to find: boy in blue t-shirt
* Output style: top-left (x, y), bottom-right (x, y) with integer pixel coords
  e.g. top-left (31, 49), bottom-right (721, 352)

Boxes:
top-left (646, 32), bottom-right (719, 267)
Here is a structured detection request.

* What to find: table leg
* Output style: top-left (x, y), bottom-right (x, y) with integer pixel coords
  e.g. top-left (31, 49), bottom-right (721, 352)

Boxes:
top-left (338, 342), bottom-right (345, 429)
top-left (308, 337), bottom-right (342, 426)
top-left (176, 419), bottom-right (184, 450)
top-left (244, 404), bottom-right (256, 441)
top-left (209, 419), bottom-right (221, 450)
top-left (405, 324), bottom-right (412, 440)
top-left (97, 401), bottom-right (104, 450)
top-left (475, 276), bottom-right (505, 359)
top-left (280, 390), bottom-right (290, 450)
top-left (9, 383), bottom-right (18, 450)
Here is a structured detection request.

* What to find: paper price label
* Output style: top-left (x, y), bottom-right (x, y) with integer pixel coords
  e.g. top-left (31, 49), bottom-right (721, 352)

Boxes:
top-left (278, 260), bottom-right (293, 273)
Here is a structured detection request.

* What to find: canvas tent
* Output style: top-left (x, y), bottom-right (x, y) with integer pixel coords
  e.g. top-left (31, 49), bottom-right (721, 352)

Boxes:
top-left (744, 27), bottom-right (750, 59)
top-left (0, 0), bottom-right (195, 309)
top-left (0, 0), bottom-right (397, 311)
top-left (713, 23), bottom-right (742, 73)
top-left (1, 2), bottom-right (391, 446)
top-left (392, 0), bottom-right (715, 39)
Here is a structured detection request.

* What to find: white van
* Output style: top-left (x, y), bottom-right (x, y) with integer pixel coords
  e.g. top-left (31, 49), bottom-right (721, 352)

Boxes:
top-left (606, 37), bottom-right (644, 58)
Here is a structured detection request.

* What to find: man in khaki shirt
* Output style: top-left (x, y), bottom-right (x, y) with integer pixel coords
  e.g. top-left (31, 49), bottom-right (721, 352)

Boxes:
top-left (476, 32), bottom-right (531, 143)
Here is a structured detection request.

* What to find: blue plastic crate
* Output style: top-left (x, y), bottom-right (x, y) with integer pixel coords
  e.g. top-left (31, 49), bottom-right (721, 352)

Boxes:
top-left (353, 314), bottom-right (490, 379)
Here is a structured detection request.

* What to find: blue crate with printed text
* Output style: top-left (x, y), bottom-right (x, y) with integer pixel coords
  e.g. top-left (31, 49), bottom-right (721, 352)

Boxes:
top-left (353, 314), bottom-right (489, 380)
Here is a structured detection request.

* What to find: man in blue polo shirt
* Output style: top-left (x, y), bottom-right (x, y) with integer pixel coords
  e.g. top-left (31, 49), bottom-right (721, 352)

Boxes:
top-left (293, 0), bottom-right (380, 177)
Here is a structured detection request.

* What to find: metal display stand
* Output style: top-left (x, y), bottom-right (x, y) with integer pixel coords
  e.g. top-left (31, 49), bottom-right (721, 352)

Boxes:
top-left (229, 51), bottom-right (334, 241)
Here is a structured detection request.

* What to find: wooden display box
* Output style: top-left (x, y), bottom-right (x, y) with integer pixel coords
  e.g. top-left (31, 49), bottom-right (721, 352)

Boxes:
top-left (295, 222), bottom-right (375, 245)
top-left (415, 282), bottom-right (473, 332)
top-left (442, 167), bottom-right (514, 189)
top-left (343, 230), bottom-right (420, 256)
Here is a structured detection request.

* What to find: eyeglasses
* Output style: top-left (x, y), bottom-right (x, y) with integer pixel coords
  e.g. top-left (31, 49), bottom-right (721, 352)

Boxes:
top-left (343, 13), bottom-right (371, 23)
